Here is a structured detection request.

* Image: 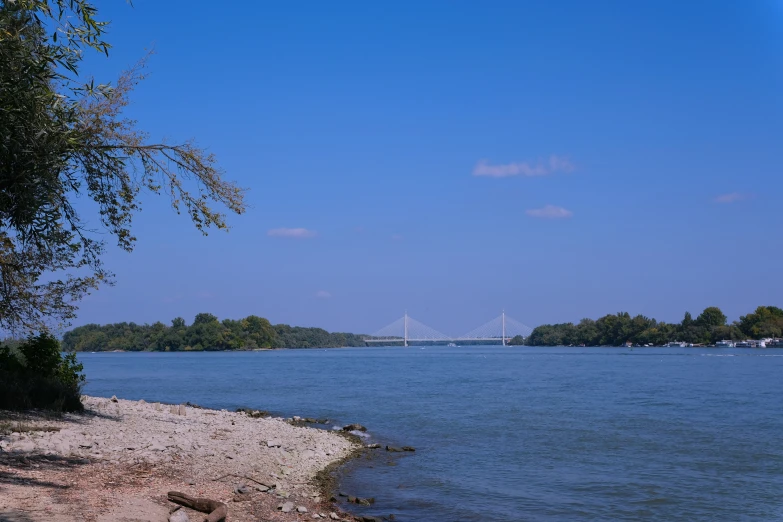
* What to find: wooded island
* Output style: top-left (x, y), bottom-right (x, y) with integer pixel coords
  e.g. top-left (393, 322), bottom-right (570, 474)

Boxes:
top-left (514, 306), bottom-right (783, 347)
top-left (63, 314), bottom-right (366, 351)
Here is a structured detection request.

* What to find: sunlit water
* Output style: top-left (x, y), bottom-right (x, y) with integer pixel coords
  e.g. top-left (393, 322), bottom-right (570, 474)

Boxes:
top-left (79, 347), bottom-right (783, 521)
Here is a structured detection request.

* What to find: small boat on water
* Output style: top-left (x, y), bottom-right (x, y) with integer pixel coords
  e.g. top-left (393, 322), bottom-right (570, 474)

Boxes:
top-left (715, 340), bottom-right (734, 348)
top-left (735, 340), bottom-right (767, 348)
top-left (666, 341), bottom-right (685, 347)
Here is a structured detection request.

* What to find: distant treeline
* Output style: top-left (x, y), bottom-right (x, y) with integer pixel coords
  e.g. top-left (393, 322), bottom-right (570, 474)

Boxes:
top-left (516, 306), bottom-right (783, 347)
top-left (62, 314), bottom-right (367, 351)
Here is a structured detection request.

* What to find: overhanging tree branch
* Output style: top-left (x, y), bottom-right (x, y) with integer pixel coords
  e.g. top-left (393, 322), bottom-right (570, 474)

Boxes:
top-left (0, 2), bottom-right (246, 334)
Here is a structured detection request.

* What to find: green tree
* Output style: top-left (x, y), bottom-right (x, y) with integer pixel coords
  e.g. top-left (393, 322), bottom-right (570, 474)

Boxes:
top-left (18, 334), bottom-right (62, 377)
top-left (242, 315), bottom-right (276, 348)
top-left (186, 313), bottom-right (225, 350)
top-left (172, 317), bottom-right (187, 328)
top-left (738, 306), bottom-right (783, 338)
top-left (0, 1), bottom-right (246, 334)
top-left (147, 321), bottom-right (167, 350)
top-left (193, 313), bottom-right (219, 325)
top-left (0, 334), bottom-right (84, 411)
top-left (696, 307), bottom-right (727, 328)
top-left (576, 318), bottom-right (599, 345)
top-left (525, 307), bottom-right (783, 347)
top-left (681, 312), bottom-right (694, 328)
top-left (527, 323), bottom-right (574, 346)
top-left (63, 314), bottom-right (369, 351)
top-left (711, 324), bottom-right (744, 342)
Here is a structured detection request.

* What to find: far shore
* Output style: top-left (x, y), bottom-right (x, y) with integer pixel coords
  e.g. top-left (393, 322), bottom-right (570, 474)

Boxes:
top-left (0, 396), bottom-right (369, 521)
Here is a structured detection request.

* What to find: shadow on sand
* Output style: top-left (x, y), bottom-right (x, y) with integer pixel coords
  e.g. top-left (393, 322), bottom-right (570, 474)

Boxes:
top-left (0, 510), bottom-right (36, 522)
top-left (0, 453), bottom-right (90, 489)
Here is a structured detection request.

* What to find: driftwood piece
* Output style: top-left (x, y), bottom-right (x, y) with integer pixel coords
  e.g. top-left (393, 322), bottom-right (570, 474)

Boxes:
top-left (212, 472), bottom-right (273, 489)
top-left (168, 491), bottom-right (228, 522)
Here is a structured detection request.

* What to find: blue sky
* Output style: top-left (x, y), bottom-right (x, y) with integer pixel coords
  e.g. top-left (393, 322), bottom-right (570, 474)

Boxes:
top-left (73, 1), bottom-right (783, 335)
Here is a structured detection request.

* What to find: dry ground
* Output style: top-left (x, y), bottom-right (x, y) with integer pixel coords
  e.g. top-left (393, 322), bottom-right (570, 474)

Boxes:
top-left (0, 398), bottom-right (360, 522)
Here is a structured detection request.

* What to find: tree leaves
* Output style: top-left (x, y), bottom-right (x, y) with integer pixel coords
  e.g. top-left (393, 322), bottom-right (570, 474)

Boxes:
top-left (0, 1), bottom-right (246, 334)
top-left (527, 307), bottom-right (744, 346)
top-left (61, 314), bottom-right (368, 351)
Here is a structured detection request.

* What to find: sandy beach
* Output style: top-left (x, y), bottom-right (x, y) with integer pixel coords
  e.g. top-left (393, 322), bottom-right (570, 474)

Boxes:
top-left (0, 396), bottom-right (363, 522)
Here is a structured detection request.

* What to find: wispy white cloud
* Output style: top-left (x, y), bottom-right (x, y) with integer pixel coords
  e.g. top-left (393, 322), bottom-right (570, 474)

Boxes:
top-left (526, 205), bottom-right (573, 219)
top-left (267, 227), bottom-right (317, 239)
top-left (315, 290), bottom-right (332, 299)
top-left (714, 193), bottom-right (748, 204)
top-left (473, 155), bottom-right (575, 178)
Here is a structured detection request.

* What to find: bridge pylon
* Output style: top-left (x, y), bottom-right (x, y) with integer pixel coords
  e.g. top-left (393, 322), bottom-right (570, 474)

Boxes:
top-left (404, 311), bottom-right (408, 347)
top-left (502, 310), bottom-right (506, 346)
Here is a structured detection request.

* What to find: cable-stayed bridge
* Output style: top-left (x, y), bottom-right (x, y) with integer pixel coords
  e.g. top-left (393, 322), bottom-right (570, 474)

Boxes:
top-left (365, 312), bottom-right (533, 346)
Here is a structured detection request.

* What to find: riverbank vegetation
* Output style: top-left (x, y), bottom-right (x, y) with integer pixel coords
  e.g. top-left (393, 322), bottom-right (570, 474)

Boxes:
top-left (523, 306), bottom-right (783, 346)
top-left (0, 335), bottom-right (85, 411)
top-left (62, 314), bottom-right (367, 351)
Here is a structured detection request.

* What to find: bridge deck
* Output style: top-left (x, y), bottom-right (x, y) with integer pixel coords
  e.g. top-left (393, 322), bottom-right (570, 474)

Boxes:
top-left (367, 313), bottom-right (532, 345)
top-left (365, 338), bottom-right (508, 342)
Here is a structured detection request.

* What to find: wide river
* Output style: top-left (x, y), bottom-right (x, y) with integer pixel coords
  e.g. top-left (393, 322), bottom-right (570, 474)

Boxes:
top-left (79, 346), bottom-right (783, 521)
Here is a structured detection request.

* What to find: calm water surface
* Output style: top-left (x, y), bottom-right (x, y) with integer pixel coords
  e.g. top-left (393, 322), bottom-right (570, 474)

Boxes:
top-left (79, 347), bottom-right (783, 521)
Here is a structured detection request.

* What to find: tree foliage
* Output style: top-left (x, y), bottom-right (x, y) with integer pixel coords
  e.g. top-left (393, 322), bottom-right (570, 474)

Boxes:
top-left (0, 0), bottom-right (245, 334)
top-left (0, 333), bottom-right (84, 411)
top-left (696, 307), bottom-right (727, 328)
top-left (507, 335), bottom-right (525, 346)
top-left (526, 306), bottom-right (781, 346)
top-left (738, 306), bottom-right (783, 339)
top-left (61, 314), bottom-right (368, 351)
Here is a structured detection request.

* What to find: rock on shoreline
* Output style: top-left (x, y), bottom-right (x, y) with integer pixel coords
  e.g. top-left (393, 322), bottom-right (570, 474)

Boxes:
top-left (0, 395), bottom-right (360, 521)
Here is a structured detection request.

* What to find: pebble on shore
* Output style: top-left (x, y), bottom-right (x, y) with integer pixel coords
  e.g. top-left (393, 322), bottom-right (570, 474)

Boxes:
top-left (0, 395), bottom-right (360, 521)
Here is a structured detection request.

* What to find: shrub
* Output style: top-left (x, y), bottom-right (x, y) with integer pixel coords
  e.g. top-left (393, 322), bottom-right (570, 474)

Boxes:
top-left (19, 334), bottom-right (63, 377)
top-left (0, 334), bottom-right (85, 412)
